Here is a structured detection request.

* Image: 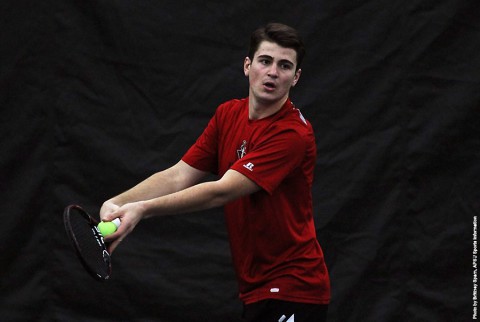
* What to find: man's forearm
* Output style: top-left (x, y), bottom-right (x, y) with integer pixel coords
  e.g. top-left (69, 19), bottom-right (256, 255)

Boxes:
top-left (141, 169), bottom-right (260, 218)
top-left (109, 171), bottom-right (177, 206)
top-left (108, 161), bottom-right (205, 206)
top-left (140, 181), bottom-right (226, 218)
top-left (100, 169), bottom-right (260, 253)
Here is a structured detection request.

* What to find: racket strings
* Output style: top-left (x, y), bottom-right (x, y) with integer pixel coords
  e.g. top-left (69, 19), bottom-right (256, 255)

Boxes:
top-left (68, 208), bottom-right (111, 279)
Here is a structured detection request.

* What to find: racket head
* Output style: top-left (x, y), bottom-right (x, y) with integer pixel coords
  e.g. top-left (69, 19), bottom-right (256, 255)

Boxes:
top-left (63, 204), bottom-right (112, 281)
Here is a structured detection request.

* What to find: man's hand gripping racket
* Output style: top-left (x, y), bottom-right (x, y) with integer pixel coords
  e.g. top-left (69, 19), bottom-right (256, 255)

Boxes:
top-left (63, 205), bottom-right (121, 281)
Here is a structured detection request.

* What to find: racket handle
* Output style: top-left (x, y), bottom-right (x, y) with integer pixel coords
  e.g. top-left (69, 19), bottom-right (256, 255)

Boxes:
top-left (111, 218), bottom-right (121, 228)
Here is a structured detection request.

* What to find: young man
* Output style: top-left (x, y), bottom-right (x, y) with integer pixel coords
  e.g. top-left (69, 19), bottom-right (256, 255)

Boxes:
top-left (100, 23), bottom-right (330, 321)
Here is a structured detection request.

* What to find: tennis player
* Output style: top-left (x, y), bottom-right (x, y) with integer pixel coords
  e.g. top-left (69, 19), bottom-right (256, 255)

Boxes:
top-left (101, 22), bottom-right (330, 322)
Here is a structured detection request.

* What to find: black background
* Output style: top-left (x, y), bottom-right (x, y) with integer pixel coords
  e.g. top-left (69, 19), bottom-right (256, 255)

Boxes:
top-left (1, 0), bottom-right (479, 321)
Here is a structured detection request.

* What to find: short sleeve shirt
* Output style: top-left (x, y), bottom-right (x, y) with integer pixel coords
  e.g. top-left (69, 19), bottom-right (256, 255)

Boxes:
top-left (182, 98), bottom-right (330, 305)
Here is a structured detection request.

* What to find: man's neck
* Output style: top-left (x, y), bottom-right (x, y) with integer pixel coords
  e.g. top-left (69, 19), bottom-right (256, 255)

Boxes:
top-left (248, 96), bottom-right (288, 120)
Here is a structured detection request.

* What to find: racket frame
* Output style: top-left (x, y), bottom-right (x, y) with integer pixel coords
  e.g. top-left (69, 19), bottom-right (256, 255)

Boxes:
top-left (63, 204), bottom-right (112, 281)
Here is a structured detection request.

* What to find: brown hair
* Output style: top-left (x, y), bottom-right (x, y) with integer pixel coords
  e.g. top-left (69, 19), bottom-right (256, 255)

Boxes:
top-left (248, 23), bottom-right (306, 70)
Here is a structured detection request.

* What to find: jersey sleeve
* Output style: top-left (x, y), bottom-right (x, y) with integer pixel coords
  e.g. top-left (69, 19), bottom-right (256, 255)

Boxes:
top-left (182, 111), bottom-right (219, 174)
top-left (230, 128), bottom-right (307, 194)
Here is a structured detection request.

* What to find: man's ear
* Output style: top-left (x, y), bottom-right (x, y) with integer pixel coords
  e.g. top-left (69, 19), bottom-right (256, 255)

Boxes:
top-left (292, 69), bottom-right (302, 87)
top-left (244, 57), bottom-right (251, 76)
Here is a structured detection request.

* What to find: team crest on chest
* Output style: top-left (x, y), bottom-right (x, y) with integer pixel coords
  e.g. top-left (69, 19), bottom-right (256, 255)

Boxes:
top-left (237, 140), bottom-right (247, 159)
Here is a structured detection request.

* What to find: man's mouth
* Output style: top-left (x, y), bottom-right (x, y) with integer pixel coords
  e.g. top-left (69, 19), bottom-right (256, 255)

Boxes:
top-left (263, 81), bottom-right (276, 91)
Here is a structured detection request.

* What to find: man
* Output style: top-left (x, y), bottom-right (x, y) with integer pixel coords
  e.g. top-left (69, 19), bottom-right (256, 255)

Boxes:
top-left (100, 22), bottom-right (330, 321)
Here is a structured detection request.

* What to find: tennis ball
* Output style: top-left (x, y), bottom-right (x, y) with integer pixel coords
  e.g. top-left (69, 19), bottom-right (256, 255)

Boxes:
top-left (98, 221), bottom-right (117, 236)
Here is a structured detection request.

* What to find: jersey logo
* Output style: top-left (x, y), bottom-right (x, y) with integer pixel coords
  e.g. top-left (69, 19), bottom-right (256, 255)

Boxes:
top-left (237, 140), bottom-right (247, 159)
top-left (243, 162), bottom-right (254, 171)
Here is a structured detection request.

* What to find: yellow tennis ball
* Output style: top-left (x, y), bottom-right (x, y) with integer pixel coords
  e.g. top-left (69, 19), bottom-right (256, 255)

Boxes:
top-left (98, 221), bottom-right (117, 236)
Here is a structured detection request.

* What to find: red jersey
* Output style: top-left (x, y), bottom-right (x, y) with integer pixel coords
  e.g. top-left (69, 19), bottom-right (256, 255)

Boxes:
top-left (182, 98), bottom-right (330, 305)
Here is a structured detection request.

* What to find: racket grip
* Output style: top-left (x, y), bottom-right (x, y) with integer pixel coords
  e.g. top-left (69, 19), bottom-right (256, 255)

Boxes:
top-left (111, 218), bottom-right (121, 228)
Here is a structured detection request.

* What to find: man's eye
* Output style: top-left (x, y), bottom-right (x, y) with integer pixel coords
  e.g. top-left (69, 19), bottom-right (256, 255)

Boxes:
top-left (260, 59), bottom-right (270, 65)
top-left (281, 63), bottom-right (292, 70)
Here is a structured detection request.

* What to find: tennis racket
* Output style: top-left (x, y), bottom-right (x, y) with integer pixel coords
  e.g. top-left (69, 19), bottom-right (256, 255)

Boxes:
top-left (63, 204), bottom-right (116, 281)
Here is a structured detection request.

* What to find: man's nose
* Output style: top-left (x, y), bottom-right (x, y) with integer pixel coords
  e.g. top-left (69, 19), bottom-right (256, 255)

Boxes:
top-left (267, 64), bottom-right (279, 77)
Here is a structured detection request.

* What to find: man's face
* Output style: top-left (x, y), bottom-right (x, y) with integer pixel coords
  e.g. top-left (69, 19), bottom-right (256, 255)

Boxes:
top-left (244, 41), bottom-right (301, 107)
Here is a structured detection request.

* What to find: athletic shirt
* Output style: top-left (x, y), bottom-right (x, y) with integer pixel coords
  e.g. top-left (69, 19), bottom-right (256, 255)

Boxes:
top-left (182, 98), bottom-right (330, 305)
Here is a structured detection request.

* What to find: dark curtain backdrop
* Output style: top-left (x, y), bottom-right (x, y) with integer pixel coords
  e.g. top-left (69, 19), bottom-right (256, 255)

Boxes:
top-left (1, 0), bottom-right (478, 321)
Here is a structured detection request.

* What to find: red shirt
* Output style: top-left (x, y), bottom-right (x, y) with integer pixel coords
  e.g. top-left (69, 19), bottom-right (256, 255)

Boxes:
top-left (182, 98), bottom-right (330, 305)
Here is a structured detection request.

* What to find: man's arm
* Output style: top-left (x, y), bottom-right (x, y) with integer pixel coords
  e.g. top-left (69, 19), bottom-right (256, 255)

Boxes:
top-left (100, 160), bottom-right (207, 214)
top-left (101, 166), bottom-right (261, 252)
top-left (141, 169), bottom-right (260, 217)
